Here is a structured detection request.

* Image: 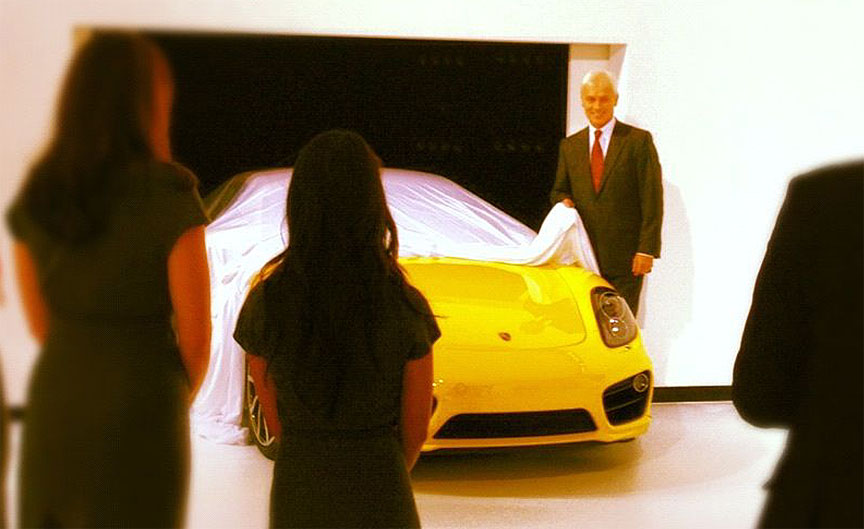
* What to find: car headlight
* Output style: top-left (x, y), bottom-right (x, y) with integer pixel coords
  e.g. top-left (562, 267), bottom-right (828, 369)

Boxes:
top-left (591, 287), bottom-right (638, 347)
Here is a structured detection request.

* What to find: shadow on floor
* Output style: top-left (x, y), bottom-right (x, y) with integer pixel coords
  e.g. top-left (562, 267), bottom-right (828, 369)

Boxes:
top-left (412, 439), bottom-right (644, 498)
top-left (411, 404), bottom-right (784, 499)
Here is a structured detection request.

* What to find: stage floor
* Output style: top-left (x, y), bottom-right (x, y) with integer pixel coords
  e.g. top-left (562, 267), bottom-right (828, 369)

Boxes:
top-left (4, 402), bottom-right (786, 528)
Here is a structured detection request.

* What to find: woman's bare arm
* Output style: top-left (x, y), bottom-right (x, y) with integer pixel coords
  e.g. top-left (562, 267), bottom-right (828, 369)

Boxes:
top-left (167, 225), bottom-right (211, 400)
top-left (400, 350), bottom-right (434, 471)
top-left (13, 243), bottom-right (48, 344)
top-left (247, 354), bottom-right (282, 441)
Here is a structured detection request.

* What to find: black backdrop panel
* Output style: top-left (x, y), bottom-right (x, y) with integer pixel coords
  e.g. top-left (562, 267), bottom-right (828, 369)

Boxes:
top-left (150, 32), bottom-right (569, 229)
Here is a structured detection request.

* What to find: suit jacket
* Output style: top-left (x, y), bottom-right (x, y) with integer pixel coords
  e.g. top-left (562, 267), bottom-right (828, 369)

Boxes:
top-left (550, 121), bottom-right (663, 276)
top-left (733, 161), bottom-right (863, 528)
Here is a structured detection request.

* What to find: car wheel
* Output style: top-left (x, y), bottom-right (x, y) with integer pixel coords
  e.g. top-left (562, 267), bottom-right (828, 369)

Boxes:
top-left (245, 360), bottom-right (279, 460)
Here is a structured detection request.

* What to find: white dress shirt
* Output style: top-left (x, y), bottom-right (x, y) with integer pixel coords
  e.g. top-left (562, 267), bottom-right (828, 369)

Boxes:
top-left (588, 117), bottom-right (616, 158)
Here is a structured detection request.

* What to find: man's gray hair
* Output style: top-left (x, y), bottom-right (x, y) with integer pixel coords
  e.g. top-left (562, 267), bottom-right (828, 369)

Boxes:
top-left (581, 70), bottom-right (618, 95)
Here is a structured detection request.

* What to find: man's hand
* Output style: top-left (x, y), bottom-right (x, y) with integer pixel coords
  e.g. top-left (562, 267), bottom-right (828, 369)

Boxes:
top-left (561, 198), bottom-right (575, 208)
top-left (632, 253), bottom-right (654, 276)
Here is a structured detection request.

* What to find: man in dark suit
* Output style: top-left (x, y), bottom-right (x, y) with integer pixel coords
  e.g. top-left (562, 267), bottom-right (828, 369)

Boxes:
top-left (733, 160), bottom-right (863, 528)
top-left (550, 71), bottom-right (663, 315)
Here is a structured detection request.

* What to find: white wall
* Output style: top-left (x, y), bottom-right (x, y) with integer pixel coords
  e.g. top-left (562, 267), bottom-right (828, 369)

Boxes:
top-left (1, 0), bottom-right (862, 403)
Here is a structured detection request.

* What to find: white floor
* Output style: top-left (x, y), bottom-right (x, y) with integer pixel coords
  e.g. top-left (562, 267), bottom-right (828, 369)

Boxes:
top-left (5, 402), bottom-right (787, 529)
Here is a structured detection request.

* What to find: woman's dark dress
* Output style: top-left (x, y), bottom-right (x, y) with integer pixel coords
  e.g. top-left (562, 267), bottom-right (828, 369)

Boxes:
top-left (234, 277), bottom-right (440, 529)
top-left (6, 161), bottom-right (208, 528)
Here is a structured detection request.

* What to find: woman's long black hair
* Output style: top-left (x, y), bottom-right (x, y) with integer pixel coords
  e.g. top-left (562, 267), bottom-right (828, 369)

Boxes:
top-left (260, 130), bottom-right (415, 418)
top-left (21, 32), bottom-right (172, 243)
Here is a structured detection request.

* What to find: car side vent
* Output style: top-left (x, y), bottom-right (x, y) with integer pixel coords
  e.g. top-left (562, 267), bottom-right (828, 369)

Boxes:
top-left (602, 371), bottom-right (652, 425)
top-left (433, 409), bottom-right (597, 439)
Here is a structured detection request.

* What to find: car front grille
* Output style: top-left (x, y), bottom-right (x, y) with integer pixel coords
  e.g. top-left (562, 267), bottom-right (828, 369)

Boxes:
top-left (433, 408), bottom-right (597, 439)
top-left (602, 371), bottom-right (652, 425)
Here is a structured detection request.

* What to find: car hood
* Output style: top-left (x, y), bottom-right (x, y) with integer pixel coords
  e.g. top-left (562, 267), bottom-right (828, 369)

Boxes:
top-left (402, 258), bottom-right (587, 350)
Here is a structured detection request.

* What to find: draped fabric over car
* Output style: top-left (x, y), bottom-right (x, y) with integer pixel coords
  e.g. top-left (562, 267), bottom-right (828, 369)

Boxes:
top-left (192, 168), bottom-right (599, 444)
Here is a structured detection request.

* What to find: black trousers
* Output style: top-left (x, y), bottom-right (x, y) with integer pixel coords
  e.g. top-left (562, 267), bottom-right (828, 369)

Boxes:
top-left (604, 272), bottom-right (644, 316)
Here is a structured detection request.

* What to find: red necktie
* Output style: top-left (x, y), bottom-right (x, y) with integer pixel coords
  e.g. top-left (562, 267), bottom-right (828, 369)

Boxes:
top-left (591, 129), bottom-right (604, 193)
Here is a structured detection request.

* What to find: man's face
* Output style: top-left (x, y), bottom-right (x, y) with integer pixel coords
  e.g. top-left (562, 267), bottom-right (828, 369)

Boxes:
top-left (580, 81), bottom-right (618, 128)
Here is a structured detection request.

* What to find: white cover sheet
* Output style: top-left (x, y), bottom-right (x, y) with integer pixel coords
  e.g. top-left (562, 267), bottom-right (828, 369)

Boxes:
top-left (192, 168), bottom-right (599, 444)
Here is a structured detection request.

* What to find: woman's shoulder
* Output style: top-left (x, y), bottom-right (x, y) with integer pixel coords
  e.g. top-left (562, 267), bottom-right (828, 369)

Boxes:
top-left (392, 280), bottom-right (441, 355)
top-left (4, 189), bottom-right (31, 242)
top-left (402, 282), bottom-right (429, 307)
top-left (137, 159), bottom-right (199, 192)
top-left (251, 258), bottom-right (284, 289)
top-left (392, 281), bottom-right (434, 318)
top-left (247, 261), bottom-right (295, 313)
top-left (128, 159), bottom-right (208, 237)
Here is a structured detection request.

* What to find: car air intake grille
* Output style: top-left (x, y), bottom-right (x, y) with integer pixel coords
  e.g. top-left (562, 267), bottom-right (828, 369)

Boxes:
top-left (603, 371), bottom-right (651, 425)
top-left (433, 409), bottom-right (597, 439)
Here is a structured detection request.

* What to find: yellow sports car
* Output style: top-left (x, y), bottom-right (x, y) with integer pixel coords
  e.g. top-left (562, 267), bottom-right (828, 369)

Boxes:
top-left (193, 168), bottom-right (652, 458)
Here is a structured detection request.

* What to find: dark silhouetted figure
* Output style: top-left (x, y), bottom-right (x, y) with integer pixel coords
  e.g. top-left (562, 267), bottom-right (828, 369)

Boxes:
top-left (234, 130), bottom-right (439, 528)
top-left (733, 160), bottom-right (863, 528)
top-left (6, 32), bottom-right (210, 527)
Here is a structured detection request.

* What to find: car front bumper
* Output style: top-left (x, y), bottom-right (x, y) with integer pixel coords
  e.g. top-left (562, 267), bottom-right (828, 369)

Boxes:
top-left (421, 341), bottom-right (653, 452)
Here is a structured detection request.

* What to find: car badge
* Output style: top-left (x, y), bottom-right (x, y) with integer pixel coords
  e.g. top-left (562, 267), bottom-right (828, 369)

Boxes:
top-left (498, 332), bottom-right (512, 342)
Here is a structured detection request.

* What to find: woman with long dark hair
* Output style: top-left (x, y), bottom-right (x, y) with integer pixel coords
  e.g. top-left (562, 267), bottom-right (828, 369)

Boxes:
top-left (234, 130), bottom-right (439, 528)
top-left (6, 32), bottom-right (210, 527)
